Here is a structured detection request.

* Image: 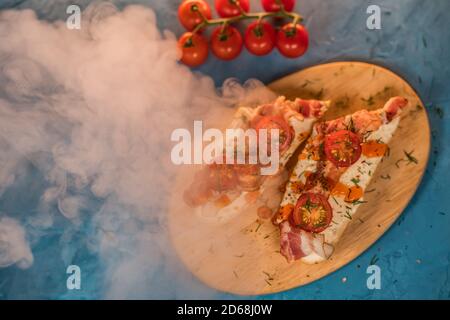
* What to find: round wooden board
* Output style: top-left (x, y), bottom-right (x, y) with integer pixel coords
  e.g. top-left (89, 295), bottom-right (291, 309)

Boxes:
top-left (168, 62), bottom-right (430, 295)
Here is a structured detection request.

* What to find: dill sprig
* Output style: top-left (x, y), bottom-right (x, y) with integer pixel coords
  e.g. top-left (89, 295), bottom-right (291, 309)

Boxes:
top-left (404, 150), bottom-right (418, 165)
top-left (361, 96), bottom-right (374, 106)
top-left (369, 254), bottom-right (379, 265)
top-left (396, 150), bottom-right (418, 168)
top-left (351, 178), bottom-right (360, 187)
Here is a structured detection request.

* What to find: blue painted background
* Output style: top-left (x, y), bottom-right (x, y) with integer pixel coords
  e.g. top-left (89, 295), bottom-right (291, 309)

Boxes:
top-left (0, 0), bottom-right (449, 299)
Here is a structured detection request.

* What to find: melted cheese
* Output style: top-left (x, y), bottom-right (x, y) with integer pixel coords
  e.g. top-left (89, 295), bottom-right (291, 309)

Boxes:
top-left (278, 114), bottom-right (401, 263)
top-left (200, 104), bottom-right (327, 224)
top-left (323, 116), bottom-right (400, 246)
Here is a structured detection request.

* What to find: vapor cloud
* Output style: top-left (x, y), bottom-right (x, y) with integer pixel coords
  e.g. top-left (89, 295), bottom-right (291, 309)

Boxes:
top-left (0, 3), bottom-right (274, 298)
top-left (0, 217), bottom-right (33, 269)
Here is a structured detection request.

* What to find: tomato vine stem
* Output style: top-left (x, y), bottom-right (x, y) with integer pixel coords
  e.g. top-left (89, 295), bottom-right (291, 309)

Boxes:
top-left (191, 6), bottom-right (303, 34)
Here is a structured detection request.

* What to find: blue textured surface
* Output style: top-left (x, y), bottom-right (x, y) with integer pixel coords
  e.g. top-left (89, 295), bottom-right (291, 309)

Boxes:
top-left (0, 0), bottom-right (449, 299)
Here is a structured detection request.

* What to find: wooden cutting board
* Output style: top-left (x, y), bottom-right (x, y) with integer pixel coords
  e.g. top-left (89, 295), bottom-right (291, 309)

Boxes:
top-left (168, 61), bottom-right (430, 295)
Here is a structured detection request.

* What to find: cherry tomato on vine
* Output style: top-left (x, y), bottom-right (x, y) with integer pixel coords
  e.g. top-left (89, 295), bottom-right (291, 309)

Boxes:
top-left (215, 0), bottom-right (250, 18)
top-left (244, 21), bottom-right (276, 56)
top-left (178, 0), bottom-right (212, 31)
top-left (178, 32), bottom-right (209, 67)
top-left (276, 23), bottom-right (309, 58)
top-left (261, 0), bottom-right (295, 12)
top-left (211, 25), bottom-right (243, 60)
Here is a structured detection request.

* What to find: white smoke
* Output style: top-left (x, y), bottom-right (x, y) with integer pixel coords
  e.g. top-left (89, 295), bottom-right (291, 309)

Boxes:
top-left (0, 3), bottom-right (275, 298)
top-left (0, 217), bottom-right (33, 269)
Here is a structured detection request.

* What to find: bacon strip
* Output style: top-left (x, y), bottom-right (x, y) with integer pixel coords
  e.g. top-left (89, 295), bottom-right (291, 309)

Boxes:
top-left (296, 99), bottom-right (327, 118)
top-left (280, 221), bottom-right (332, 263)
top-left (317, 96), bottom-right (407, 136)
top-left (277, 96), bottom-right (408, 263)
top-left (384, 96), bottom-right (408, 121)
top-left (280, 221), bottom-right (307, 262)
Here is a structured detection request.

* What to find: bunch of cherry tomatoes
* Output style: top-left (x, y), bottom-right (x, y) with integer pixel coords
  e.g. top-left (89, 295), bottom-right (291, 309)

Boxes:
top-left (177, 0), bottom-right (309, 67)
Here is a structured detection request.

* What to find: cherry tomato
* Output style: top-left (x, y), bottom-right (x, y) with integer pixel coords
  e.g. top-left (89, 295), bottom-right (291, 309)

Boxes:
top-left (178, 32), bottom-right (209, 67)
top-left (276, 23), bottom-right (309, 58)
top-left (207, 162), bottom-right (237, 192)
top-left (244, 21), bottom-right (276, 56)
top-left (183, 179), bottom-right (212, 207)
top-left (234, 164), bottom-right (261, 191)
top-left (253, 115), bottom-right (293, 153)
top-left (290, 192), bottom-right (332, 233)
top-left (210, 25), bottom-right (243, 60)
top-left (324, 130), bottom-right (362, 167)
top-left (178, 0), bottom-right (212, 31)
top-left (262, 0), bottom-right (295, 12)
top-left (215, 0), bottom-right (250, 18)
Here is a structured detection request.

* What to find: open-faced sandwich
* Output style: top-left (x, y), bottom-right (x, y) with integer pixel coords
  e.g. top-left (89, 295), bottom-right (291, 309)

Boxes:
top-left (273, 97), bottom-right (409, 263)
top-left (183, 96), bottom-right (330, 223)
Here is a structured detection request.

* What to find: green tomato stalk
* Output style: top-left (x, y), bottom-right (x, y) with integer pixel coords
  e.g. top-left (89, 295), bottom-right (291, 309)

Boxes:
top-left (190, 0), bottom-right (303, 35)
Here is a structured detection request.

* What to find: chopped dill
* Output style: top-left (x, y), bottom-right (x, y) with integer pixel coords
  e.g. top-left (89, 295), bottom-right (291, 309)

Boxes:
top-left (385, 146), bottom-right (391, 157)
top-left (369, 255), bottom-right (379, 265)
top-left (301, 80), bottom-right (313, 88)
top-left (434, 106), bottom-right (444, 119)
top-left (347, 117), bottom-right (356, 132)
top-left (351, 178), bottom-right (360, 186)
top-left (332, 196), bottom-right (339, 205)
top-left (404, 150), bottom-right (418, 165)
top-left (422, 36), bottom-right (427, 48)
top-left (344, 211), bottom-right (353, 220)
top-left (396, 150), bottom-right (418, 167)
top-left (361, 96), bottom-right (374, 106)
top-left (314, 88), bottom-right (324, 100)
top-left (262, 271), bottom-right (274, 280)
